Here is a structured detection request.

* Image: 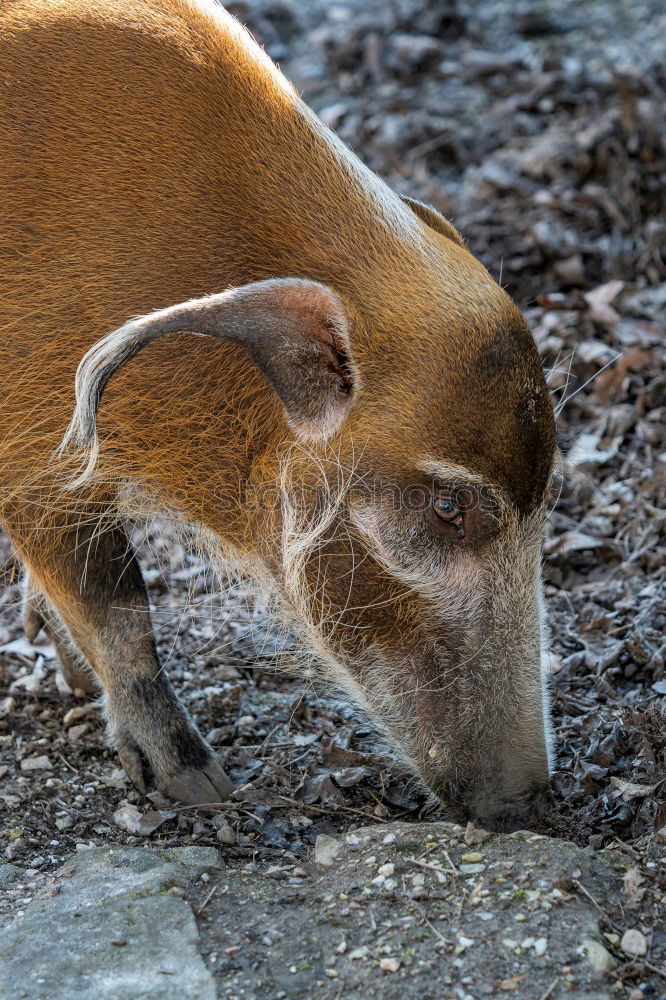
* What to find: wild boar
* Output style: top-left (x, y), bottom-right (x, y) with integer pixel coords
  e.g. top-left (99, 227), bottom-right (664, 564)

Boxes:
top-left (0, 0), bottom-right (555, 828)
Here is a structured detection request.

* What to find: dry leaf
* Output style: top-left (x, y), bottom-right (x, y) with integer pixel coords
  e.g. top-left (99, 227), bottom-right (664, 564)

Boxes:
top-left (113, 803), bottom-right (176, 836)
top-left (593, 348), bottom-right (653, 403)
top-left (497, 975), bottom-right (526, 991)
top-left (464, 821), bottom-right (493, 846)
top-left (544, 531), bottom-right (606, 557)
top-left (113, 804), bottom-right (143, 835)
top-left (0, 637), bottom-right (57, 660)
top-left (622, 867), bottom-right (646, 909)
top-left (138, 809), bottom-right (177, 835)
top-left (610, 777), bottom-right (658, 801)
top-left (584, 280), bottom-right (625, 326)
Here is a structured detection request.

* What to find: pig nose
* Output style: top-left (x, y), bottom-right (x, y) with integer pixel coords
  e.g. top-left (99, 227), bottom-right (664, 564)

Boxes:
top-left (470, 800), bottom-right (531, 834)
top-left (446, 781), bottom-right (551, 834)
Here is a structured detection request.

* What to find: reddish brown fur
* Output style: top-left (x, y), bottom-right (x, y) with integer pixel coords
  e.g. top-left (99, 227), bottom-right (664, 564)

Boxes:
top-left (0, 0), bottom-right (555, 823)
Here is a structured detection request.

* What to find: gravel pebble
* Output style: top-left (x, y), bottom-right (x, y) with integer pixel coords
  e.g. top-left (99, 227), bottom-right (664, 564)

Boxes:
top-left (620, 929), bottom-right (648, 957)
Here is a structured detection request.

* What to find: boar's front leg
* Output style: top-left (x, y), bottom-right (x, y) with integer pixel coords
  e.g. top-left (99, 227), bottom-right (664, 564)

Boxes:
top-left (12, 514), bottom-right (232, 805)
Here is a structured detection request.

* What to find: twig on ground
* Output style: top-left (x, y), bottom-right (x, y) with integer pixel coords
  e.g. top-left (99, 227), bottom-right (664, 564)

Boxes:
top-left (196, 884), bottom-right (218, 914)
top-left (538, 976), bottom-right (559, 1000)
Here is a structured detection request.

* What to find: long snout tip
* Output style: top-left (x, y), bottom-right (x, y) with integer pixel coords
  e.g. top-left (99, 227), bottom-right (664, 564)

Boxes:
top-left (439, 778), bottom-right (552, 834)
top-left (470, 783), bottom-right (553, 834)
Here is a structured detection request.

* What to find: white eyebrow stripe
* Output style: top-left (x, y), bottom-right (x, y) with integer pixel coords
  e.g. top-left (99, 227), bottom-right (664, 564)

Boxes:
top-left (417, 459), bottom-right (493, 487)
top-left (417, 459), bottom-right (514, 516)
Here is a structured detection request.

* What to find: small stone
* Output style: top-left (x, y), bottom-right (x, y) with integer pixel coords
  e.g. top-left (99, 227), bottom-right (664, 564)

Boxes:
top-left (324, 969), bottom-right (339, 979)
top-left (349, 947), bottom-right (368, 960)
top-left (455, 935), bottom-right (474, 954)
top-left (206, 728), bottom-right (226, 745)
top-left (582, 937), bottom-right (617, 973)
top-left (20, 755), bottom-right (52, 772)
top-left (216, 824), bottom-right (236, 845)
top-left (379, 957), bottom-right (400, 972)
top-left (100, 768), bottom-right (127, 789)
top-left (461, 852), bottom-right (485, 863)
top-left (67, 723), bottom-right (90, 742)
top-left (534, 937), bottom-right (548, 957)
top-left (218, 664), bottom-right (240, 680)
top-left (55, 815), bottom-right (74, 831)
top-left (5, 838), bottom-right (24, 860)
top-left (620, 929), bottom-right (647, 957)
top-left (314, 835), bottom-right (342, 867)
top-left (377, 863), bottom-right (394, 877)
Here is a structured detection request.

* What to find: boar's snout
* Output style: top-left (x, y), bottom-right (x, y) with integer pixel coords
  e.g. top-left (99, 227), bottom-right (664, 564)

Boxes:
top-left (444, 779), bottom-right (552, 834)
top-left (422, 729), bottom-right (552, 832)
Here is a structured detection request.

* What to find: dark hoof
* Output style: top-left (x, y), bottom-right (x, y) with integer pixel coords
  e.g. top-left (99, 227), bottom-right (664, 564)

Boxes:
top-left (116, 726), bottom-right (233, 804)
top-left (161, 761), bottom-right (234, 805)
top-left (117, 739), bottom-right (149, 795)
top-left (23, 603), bottom-right (45, 644)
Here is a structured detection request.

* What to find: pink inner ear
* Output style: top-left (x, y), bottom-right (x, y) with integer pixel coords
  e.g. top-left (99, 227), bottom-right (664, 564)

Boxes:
top-left (321, 320), bottom-right (353, 395)
top-left (275, 282), bottom-right (353, 392)
top-left (245, 277), bottom-right (355, 441)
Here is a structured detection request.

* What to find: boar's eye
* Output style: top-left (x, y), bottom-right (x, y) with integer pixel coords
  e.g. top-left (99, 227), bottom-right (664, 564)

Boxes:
top-left (432, 494), bottom-right (464, 530)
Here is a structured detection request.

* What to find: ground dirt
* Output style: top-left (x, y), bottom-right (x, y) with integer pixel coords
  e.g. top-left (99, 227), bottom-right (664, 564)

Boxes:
top-left (0, 826), bottom-right (661, 999)
top-left (0, 0), bottom-right (664, 997)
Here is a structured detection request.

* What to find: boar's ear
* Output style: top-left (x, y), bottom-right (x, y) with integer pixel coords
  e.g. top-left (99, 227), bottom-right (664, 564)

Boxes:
top-left (62, 278), bottom-right (356, 456)
top-left (401, 196), bottom-right (465, 248)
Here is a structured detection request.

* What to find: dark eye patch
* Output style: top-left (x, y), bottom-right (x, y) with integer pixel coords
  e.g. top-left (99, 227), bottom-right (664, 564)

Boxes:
top-left (430, 481), bottom-right (500, 545)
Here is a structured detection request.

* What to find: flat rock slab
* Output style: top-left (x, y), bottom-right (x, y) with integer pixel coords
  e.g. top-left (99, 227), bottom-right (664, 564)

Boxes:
top-left (1, 825), bottom-right (663, 999)
top-left (0, 846), bottom-right (221, 1000)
